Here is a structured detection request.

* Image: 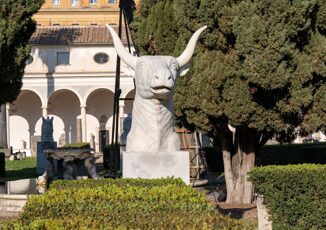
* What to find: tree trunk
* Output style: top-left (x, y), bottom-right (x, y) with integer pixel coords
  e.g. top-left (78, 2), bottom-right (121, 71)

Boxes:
top-left (222, 127), bottom-right (260, 204)
top-left (0, 104), bottom-right (7, 148)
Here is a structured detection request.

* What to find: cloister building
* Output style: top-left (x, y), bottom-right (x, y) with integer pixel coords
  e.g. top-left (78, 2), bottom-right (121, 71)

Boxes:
top-left (6, 0), bottom-right (137, 154)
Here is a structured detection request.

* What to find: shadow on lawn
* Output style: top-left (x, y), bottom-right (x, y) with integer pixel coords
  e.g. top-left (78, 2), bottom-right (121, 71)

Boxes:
top-left (0, 167), bottom-right (39, 182)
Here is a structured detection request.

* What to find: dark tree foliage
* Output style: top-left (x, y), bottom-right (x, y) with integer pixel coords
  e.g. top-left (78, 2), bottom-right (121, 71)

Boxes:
top-left (131, 0), bottom-right (177, 55)
top-left (132, 0), bottom-right (326, 203)
top-left (0, 0), bottom-right (44, 106)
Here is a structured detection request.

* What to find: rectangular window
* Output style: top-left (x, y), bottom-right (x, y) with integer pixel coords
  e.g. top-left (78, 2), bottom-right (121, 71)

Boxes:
top-left (52, 0), bottom-right (60, 5)
top-left (89, 0), bottom-right (98, 4)
top-left (108, 0), bottom-right (117, 3)
top-left (57, 52), bottom-right (70, 65)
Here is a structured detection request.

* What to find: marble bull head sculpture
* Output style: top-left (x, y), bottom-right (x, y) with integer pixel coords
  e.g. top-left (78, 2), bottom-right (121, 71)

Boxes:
top-left (107, 25), bottom-right (207, 152)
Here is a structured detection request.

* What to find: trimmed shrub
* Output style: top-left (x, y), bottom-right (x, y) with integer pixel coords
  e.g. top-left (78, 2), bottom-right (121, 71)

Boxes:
top-left (257, 142), bottom-right (326, 166)
top-left (7, 178), bottom-right (245, 229)
top-left (249, 164), bottom-right (326, 230)
top-left (61, 142), bottom-right (90, 149)
top-left (0, 152), bottom-right (5, 176)
top-left (199, 143), bottom-right (326, 172)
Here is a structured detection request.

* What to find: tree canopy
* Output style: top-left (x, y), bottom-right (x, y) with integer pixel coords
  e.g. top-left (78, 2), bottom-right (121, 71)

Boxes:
top-left (0, 0), bottom-right (44, 106)
top-left (132, 0), bottom-right (326, 203)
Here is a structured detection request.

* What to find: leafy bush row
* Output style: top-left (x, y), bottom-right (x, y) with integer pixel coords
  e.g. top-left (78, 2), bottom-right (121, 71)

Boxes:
top-left (249, 164), bottom-right (326, 230)
top-left (257, 142), bottom-right (326, 166)
top-left (4, 178), bottom-right (245, 229)
top-left (205, 143), bottom-right (326, 172)
top-left (50, 177), bottom-right (186, 190)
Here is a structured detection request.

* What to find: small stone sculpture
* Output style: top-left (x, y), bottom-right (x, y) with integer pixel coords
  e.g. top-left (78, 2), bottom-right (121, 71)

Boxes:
top-left (107, 25), bottom-right (207, 152)
top-left (41, 116), bottom-right (54, 142)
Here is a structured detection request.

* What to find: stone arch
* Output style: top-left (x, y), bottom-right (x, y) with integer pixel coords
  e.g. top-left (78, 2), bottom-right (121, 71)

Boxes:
top-left (86, 88), bottom-right (114, 151)
top-left (47, 89), bottom-right (81, 144)
top-left (48, 88), bottom-right (82, 107)
top-left (19, 88), bottom-right (45, 107)
top-left (35, 115), bottom-right (65, 147)
top-left (9, 115), bottom-right (29, 151)
top-left (84, 86), bottom-right (114, 105)
top-left (9, 90), bottom-right (43, 151)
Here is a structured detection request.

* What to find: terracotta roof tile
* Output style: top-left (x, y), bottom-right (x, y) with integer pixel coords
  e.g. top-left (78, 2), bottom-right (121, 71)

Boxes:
top-left (29, 25), bottom-right (129, 45)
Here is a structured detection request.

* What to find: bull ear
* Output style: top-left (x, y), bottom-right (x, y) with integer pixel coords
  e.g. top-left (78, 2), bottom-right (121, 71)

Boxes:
top-left (106, 25), bottom-right (137, 69)
top-left (176, 25), bottom-right (207, 68)
top-left (179, 64), bottom-right (190, 76)
top-left (121, 65), bottom-right (135, 78)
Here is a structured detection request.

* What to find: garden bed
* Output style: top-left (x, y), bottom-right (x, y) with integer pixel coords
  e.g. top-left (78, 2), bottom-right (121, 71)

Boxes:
top-left (2, 178), bottom-right (250, 229)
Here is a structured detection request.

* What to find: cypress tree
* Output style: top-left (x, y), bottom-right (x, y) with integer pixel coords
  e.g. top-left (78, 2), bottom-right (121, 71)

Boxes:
top-left (0, 0), bottom-right (44, 105)
top-left (132, 0), bottom-right (178, 55)
top-left (0, 0), bottom-right (43, 148)
top-left (132, 0), bottom-right (326, 204)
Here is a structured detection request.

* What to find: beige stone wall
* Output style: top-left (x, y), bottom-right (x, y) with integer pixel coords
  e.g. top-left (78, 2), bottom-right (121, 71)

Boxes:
top-left (34, 10), bottom-right (120, 26)
top-left (34, 0), bottom-right (120, 26)
top-left (40, 0), bottom-right (119, 9)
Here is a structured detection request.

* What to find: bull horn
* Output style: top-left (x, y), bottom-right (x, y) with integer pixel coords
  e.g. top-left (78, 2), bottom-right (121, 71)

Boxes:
top-left (176, 25), bottom-right (207, 68)
top-left (106, 25), bottom-right (137, 69)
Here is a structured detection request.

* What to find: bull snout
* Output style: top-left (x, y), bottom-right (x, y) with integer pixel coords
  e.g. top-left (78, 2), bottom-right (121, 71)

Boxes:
top-left (152, 71), bottom-right (174, 89)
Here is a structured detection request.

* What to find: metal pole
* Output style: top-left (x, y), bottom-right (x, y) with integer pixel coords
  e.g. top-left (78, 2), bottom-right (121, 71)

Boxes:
top-left (108, 2), bottom-right (123, 172)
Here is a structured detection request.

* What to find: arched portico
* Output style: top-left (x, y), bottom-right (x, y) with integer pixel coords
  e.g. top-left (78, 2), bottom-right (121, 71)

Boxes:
top-left (86, 88), bottom-right (114, 152)
top-left (9, 90), bottom-right (42, 152)
top-left (48, 89), bottom-right (81, 145)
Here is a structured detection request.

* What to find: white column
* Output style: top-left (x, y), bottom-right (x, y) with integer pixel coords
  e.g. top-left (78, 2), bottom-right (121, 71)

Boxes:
top-left (6, 103), bottom-right (10, 148)
top-left (42, 106), bottom-right (48, 118)
top-left (119, 102), bottom-right (125, 134)
top-left (80, 105), bottom-right (87, 142)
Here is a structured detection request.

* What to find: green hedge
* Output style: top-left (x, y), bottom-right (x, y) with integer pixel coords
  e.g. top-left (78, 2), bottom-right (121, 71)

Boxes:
top-left (4, 178), bottom-right (246, 229)
top-left (249, 164), bottom-right (326, 230)
top-left (61, 142), bottom-right (90, 149)
top-left (257, 142), bottom-right (326, 166)
top-left (204, 143), bottom-right (326, 172)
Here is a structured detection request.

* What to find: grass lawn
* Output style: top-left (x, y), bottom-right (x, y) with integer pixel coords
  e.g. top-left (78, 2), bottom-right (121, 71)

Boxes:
top-left (0, 157), bottom-right (39, 182)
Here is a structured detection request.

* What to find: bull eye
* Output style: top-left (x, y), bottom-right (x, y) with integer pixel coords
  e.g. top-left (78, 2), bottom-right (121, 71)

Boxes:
top-left (170, 62), bottom-right (178, 71)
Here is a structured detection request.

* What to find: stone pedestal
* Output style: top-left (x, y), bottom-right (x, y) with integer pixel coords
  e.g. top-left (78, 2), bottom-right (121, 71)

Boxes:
top-left (122, 151), bottom-right (190, 184)
top-left (37, 141), bottom-right (57, 174)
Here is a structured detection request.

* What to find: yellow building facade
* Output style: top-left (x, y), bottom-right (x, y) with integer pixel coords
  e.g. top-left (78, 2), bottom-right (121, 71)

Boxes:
top-left (33, 0), bottom-right (123, 26)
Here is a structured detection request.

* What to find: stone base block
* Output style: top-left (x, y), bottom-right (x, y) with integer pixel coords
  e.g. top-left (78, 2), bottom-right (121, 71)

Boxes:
top-left (6, 178), bottom-right (38, 194)
top-left (122, 151), bottom-right (190, 184)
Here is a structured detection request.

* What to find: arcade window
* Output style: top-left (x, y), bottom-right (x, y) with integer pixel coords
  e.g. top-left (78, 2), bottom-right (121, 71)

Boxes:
top-left (108, 0), bottom-right (117, 3)
top-left (57, 52), bottom-right (70, 65)
top-left (89, 0), bottom-right (98, 4)
top-left (52, 0), bottom-right (60, 5)
top-left (71, 0), bottom-right (79, 6)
